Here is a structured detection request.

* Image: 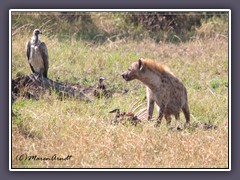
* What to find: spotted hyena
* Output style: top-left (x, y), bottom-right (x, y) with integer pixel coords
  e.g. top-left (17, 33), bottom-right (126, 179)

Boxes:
top-left (122, 58), bottom-right (190, 127)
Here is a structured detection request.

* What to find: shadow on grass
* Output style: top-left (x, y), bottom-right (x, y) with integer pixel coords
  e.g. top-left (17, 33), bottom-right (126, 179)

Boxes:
top-left (11, 11), bottom-right (229, 44)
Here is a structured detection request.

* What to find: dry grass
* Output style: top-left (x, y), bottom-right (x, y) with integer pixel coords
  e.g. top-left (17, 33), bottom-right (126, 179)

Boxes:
top-left (12, 96), bottom-right (228, 168)
top-left (11, 13), bottom-right (229, 169)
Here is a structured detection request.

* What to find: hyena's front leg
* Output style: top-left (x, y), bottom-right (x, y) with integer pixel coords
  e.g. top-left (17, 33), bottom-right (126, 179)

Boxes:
top-left (146, 87), bottom-right (154, 120)
top-left (147, 99), bottom-right (154, 120)
top-left (156, 103), bottom-right (165, 127)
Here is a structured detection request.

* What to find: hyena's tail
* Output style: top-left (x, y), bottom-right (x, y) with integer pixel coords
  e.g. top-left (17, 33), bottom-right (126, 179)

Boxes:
top-left (182, 102), bottom-right (190, 124)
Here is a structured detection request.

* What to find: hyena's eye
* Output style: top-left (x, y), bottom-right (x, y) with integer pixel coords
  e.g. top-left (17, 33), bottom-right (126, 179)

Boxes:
top-left (128, 68), bottom-right (132, 71)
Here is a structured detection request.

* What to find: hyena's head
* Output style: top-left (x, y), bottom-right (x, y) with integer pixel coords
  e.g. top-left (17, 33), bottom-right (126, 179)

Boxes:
top-left (122, 58), bottom-right (144, 81)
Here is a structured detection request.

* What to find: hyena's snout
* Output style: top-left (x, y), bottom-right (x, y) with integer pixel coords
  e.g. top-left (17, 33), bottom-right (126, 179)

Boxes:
top-left (122, 72), bottom-right (132, 81)
top-left (122, 71), bottom-right (135, 81)
top-left (121, 72), bottom-right (128, 80)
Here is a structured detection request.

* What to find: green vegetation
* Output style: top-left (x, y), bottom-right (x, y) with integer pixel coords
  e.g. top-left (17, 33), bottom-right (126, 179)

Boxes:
top-left (11, 11), bottom-right (229, 168)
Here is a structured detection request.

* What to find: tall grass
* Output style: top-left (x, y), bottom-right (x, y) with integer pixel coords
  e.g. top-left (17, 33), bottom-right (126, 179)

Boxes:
top-left (11, 12), bottom-right (229, 168)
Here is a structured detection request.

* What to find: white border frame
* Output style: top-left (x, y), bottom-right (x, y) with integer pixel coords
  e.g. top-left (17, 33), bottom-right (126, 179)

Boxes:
top-left (9, 9), bottom-right (231, 171)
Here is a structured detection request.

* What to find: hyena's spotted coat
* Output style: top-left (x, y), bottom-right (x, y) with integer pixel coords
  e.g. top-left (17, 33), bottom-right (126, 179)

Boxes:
top-left (122, 58), bottom-right (190, 126)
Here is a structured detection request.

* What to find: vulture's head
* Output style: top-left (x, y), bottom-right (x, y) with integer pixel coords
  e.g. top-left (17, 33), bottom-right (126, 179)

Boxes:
top-left (33, 29), bottom-right (42, 36)
top-left (99, 77), bottom-right (105, 84)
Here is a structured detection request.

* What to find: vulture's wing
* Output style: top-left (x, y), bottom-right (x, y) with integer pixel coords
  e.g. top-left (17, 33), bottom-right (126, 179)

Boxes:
top-left (39, 42), bottom-right (49, 78)
top-left (26, 41), bottom-right (35, 73)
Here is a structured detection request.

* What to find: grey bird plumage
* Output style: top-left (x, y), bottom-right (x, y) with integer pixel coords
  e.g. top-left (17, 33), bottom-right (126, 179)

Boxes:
top-left (26, 29), bottom-right (49, 78)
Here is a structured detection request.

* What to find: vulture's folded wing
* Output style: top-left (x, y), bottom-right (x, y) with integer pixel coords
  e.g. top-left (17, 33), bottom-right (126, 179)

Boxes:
top-left (39, 42), bottom-right (49, 78)
top-left (26, 41), bottom-right (35, 73)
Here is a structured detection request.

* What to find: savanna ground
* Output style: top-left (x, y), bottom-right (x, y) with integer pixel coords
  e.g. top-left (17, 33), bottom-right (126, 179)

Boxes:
top-left (11, 11), bottom-right (229, 169)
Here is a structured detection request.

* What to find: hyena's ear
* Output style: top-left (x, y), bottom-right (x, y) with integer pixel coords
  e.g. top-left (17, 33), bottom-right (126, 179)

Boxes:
top-left (138, 58), bottom-right (144, 71)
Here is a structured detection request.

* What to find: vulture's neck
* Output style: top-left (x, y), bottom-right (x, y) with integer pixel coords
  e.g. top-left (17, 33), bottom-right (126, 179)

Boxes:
top-left (32, 34), bottom-right (39, 45)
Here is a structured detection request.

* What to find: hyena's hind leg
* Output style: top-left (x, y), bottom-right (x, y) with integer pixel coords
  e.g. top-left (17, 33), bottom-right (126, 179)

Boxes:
top-left (174, 112), bottom-right (181, 128)
top-left (182, 102), bottom-right (190, 126)
top-left (174, 113), bottom-right (180, 121)
top-left (164, 113), bottom-right (172, 126)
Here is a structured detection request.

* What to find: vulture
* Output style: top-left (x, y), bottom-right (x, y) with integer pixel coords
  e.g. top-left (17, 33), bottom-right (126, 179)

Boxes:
top-left (93, 77), bottom-right (110, 98)
top-left (97, 77), bottom-right (106, 90)
top-left (26, 29), bottom-right (49, 78)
